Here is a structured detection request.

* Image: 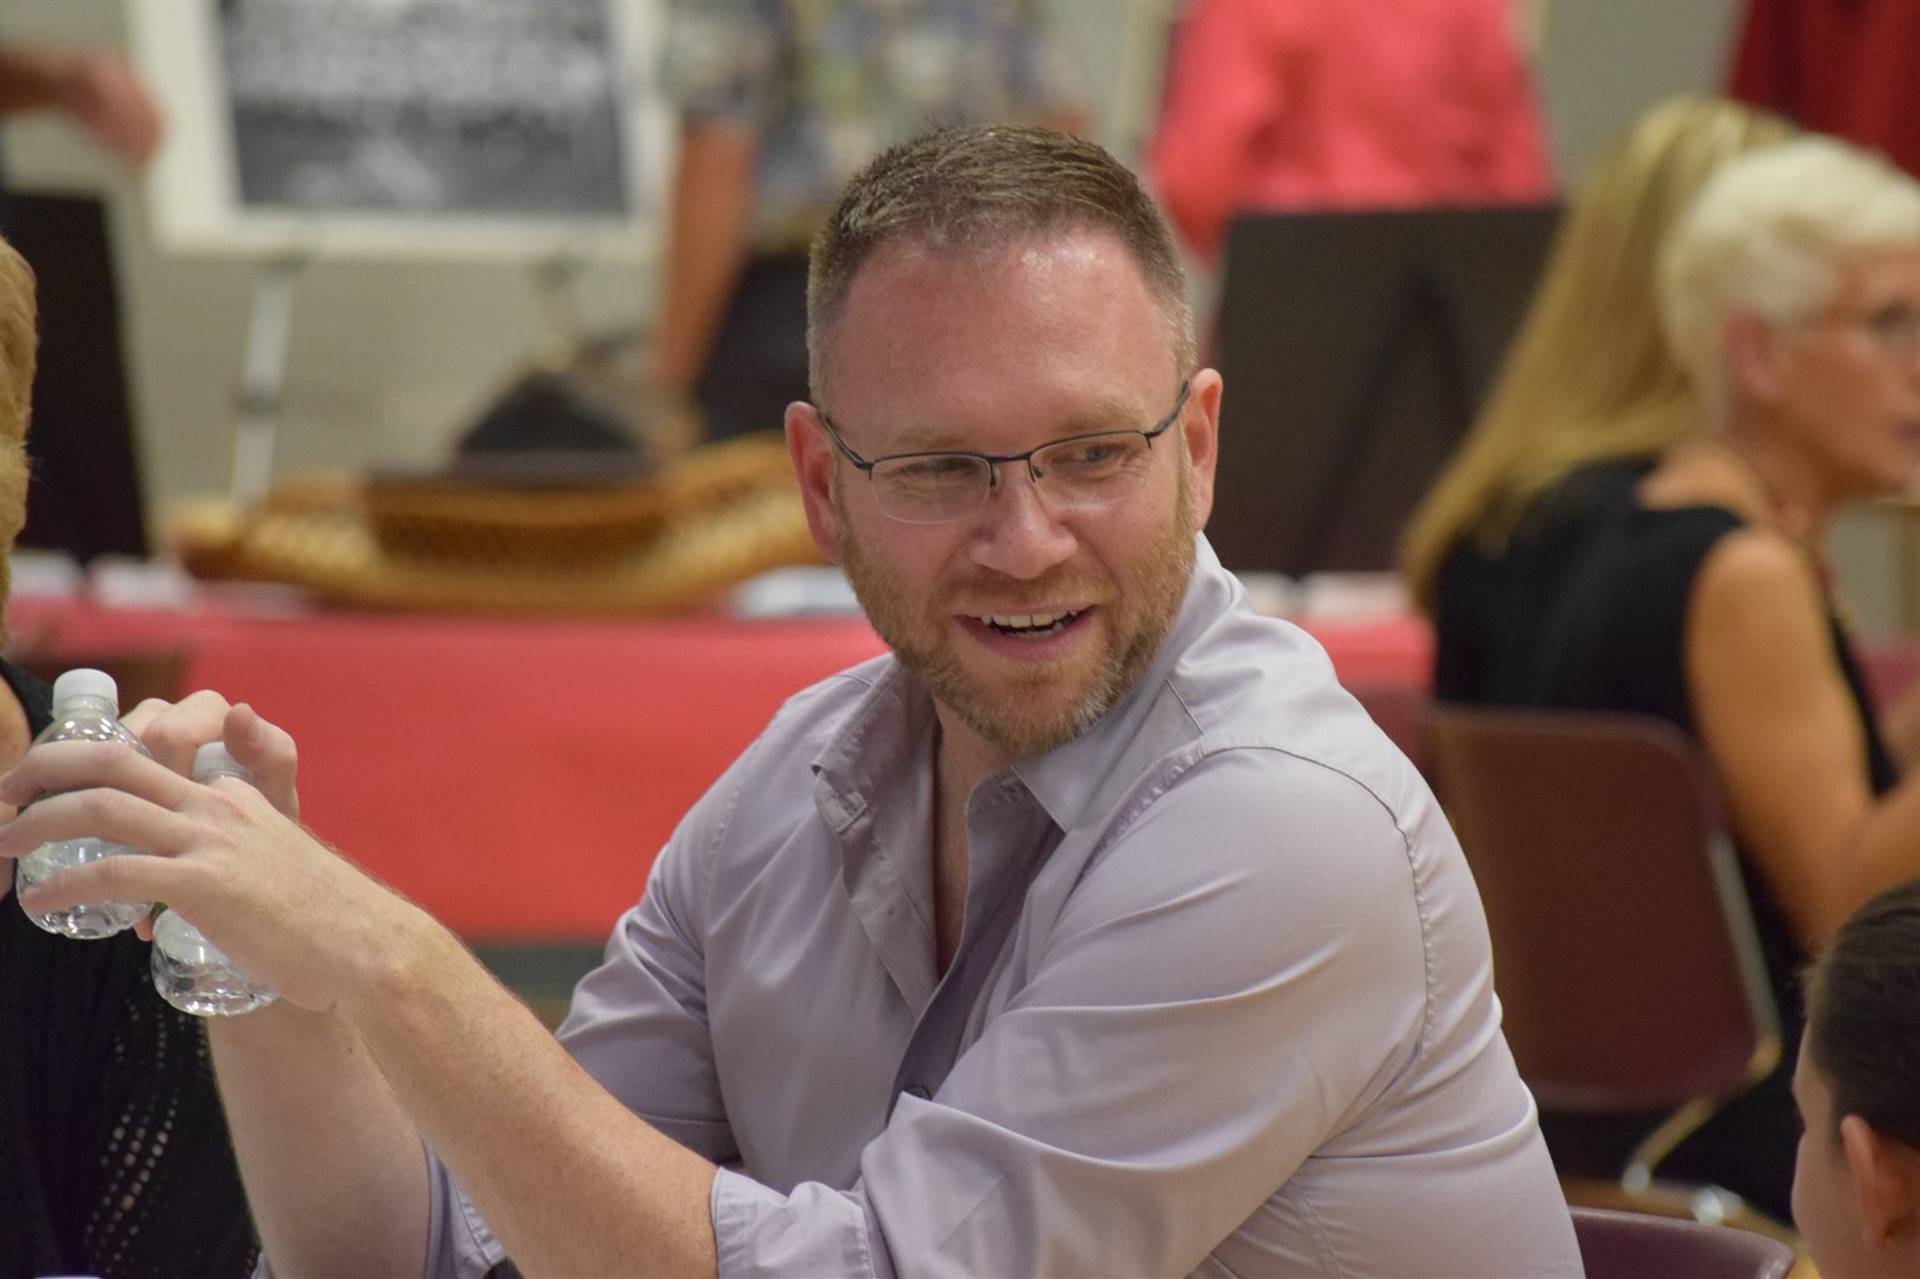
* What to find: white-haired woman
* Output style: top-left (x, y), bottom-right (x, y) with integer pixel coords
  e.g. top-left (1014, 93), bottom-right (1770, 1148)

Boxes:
top-left (1411, 124), bottom-right (1920, 1221)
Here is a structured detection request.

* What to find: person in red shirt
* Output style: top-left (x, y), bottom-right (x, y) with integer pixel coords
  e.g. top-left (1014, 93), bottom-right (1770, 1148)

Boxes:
top-left (1149, 0), bottom-right (1554, 263)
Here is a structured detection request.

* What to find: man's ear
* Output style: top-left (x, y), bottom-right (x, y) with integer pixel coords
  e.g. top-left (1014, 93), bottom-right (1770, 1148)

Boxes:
top-left (1182, 368), bottom-right (1222, 533)
top-left (786, 401), bottom-right (843, 564)
top-left (1841, 1115), bottom-right (1920, 1250)
top-left (1724, 312), bottom-right (1790, 406)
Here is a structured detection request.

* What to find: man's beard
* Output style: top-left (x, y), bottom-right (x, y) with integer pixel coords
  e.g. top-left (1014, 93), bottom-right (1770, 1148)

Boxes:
top-left (837, 470), bottom-right (1196, 760)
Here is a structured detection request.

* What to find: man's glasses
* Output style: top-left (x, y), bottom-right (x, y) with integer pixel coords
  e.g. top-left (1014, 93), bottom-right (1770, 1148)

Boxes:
top-left (818, 380), bottom-right (1192, 525)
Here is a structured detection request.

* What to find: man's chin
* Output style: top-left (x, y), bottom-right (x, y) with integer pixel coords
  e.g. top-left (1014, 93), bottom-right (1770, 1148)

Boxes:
top-left (936, 670), bottom-right (1118, 760)
top-left (953, 703), bottom-right (1087, 761)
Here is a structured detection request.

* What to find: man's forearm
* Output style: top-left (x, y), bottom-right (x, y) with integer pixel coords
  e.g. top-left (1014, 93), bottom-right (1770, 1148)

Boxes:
top-left (210, 1003), bottom-right (432, 1276)
top-left (345, 916), bottom-right (720, 1276)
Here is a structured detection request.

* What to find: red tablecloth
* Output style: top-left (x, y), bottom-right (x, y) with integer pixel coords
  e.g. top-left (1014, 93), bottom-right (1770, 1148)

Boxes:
top-left (8, 594), bottom-right (1431, 941)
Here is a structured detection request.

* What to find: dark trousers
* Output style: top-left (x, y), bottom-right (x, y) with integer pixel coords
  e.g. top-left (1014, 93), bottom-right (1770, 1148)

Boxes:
top-left (694, 252), bottom-right (812, 443)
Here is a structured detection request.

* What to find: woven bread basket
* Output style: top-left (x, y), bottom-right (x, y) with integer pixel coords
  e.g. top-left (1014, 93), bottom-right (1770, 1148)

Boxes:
top-left (170, 437), bottom-right (826, 616)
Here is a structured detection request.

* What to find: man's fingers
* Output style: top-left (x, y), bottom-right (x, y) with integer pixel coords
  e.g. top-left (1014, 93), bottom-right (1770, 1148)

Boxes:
top-left (139, 689), bottom-right (238, 776)
top-left (0, 781), bottom-right (196, 861)
top-left (226, 704), bottom-right (300, 817)
top-left (0, 739), bottom-right (197, 809)
top-left (15, 850), bottom-right (189, 918)
top-left (121, 697), bottom-right (172, 737)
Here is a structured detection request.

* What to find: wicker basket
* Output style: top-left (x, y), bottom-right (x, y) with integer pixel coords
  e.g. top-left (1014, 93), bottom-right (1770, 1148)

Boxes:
top-left (366, 473), bottom-right (675, 569)
top-left (169, 437), bottom-right (826, 616)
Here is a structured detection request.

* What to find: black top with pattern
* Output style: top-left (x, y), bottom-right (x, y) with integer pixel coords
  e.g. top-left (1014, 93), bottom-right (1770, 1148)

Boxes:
top-left (1433, 458), bottom-right (1899, 1223)
top-left (0, 657), bottom-right (258, 1278)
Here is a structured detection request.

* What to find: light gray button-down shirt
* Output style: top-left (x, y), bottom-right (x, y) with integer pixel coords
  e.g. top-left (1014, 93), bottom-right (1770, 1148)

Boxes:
top-left (426, 539), bottom-right (1581, 1276)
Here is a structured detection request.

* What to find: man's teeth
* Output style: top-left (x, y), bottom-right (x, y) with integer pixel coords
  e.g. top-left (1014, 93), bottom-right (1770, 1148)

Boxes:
top-left (978, 610), bottom-right (1078, 632)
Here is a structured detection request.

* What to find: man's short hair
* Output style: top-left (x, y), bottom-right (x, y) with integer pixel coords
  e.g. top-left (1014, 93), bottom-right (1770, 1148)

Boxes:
top-left (0, 238), bottom-right (34, 633)
top-left (807, 124), bottom-right (1196, 399)
top-left (1661, 135), bottom-right (1920, 415)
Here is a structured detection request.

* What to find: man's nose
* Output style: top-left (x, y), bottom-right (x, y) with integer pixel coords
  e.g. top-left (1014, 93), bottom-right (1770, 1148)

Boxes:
top-left (967, 464), bottom-right (1078, 580)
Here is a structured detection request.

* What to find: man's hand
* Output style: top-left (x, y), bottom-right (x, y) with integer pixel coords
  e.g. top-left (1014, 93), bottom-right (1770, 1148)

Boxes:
top-left (125, 692), bottom-right (300, 817)
top-left (0, 699), bottom-right (421, 1014)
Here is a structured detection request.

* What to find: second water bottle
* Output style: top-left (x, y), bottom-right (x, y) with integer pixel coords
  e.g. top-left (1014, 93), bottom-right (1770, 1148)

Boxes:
top-left (149, 742), bottom-right (278, 1017)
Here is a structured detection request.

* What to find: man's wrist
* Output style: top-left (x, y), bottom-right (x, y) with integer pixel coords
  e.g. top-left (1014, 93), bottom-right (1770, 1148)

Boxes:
top-left (336, 896), bottom-right (467, 1029)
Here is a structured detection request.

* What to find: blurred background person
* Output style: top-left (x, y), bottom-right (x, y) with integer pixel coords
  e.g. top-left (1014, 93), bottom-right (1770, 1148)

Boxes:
top-left (0, 235), bottom-right (256, 1278)
top-left (1793, 877), bottom-right (1920, 1279)
top-left (0, 39), bottom-right (159, 566)
top-left (1729, 0), bottom-right (1920, 182)
top-left (0, 40), bottom-right (161, 177)
top-left (1403, 108), bottom-right (1920, 1223)
top-left (1403, 97), bottom-right (1790, 630)
top-left (1147, 0), bottom-right (1554, 266)
top-left (641, 0), bottom-right (1085, 452)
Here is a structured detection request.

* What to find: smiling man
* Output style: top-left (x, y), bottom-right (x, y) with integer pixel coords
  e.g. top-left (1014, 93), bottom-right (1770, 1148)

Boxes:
top-left (2, 126), bottom-right (1579, 1276)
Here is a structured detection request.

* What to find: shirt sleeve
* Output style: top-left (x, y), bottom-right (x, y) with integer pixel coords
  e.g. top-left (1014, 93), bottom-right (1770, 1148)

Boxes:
top-left (1147, 0), bottom-right (1291, 261)
top-left (707, 747), bottom-right (1435, 1277)
top-left (996, 0), bottom-right (1084, 124)
top-left (658, 0), bottom-right (785, 124)
top-left (1462, 1), bottom-right (1556, 200)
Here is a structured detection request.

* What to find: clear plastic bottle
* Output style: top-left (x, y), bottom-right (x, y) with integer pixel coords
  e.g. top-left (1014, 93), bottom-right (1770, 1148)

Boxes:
top-left (149, 742), bottom-right (278, 1017)
top-left (14, 669), bottom-right (155, 938)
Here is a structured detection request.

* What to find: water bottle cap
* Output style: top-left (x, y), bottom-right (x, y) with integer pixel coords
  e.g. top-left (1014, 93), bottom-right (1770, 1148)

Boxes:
top-left (192, 741), bottom-right (252, 783)
top-left (51, 668), bottom-right (118, 711)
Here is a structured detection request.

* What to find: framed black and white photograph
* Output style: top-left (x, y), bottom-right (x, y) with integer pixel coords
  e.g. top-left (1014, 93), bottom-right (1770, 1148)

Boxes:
top-left (130, 0), bottom-right (664, 260)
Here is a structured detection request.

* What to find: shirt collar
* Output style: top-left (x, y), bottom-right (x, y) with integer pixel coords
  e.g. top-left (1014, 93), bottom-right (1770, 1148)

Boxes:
top-left (1011, 535), bottom-right (1233, 828)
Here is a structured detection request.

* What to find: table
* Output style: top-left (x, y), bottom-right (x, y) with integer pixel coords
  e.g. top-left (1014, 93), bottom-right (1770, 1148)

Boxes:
top-left (7, 591), bottom-right (1432, 942)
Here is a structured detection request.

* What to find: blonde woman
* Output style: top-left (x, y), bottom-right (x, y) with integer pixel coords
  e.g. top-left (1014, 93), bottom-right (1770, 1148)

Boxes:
top-left (0, 237), bottom-right (258, 1278)
top-left (1406, 106), bottom-right (1920, 1223)
top-left (1402, 97), bottom-right (1793, 615)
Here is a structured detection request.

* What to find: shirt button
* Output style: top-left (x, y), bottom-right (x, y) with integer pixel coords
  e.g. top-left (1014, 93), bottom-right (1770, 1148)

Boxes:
top-left (904, 1084), bottom-right (931, 1101)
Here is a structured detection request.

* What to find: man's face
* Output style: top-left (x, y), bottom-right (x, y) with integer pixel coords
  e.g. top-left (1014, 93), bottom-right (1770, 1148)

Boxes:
top-left (790, 229), bottom-right (1219, 763)
top-left (1792, 1038), bottom-right (1873, 1279)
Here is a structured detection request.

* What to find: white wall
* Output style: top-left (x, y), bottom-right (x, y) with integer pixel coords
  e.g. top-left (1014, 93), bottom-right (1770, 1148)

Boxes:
top-left (1534, 0), bottom-right (1743, 183)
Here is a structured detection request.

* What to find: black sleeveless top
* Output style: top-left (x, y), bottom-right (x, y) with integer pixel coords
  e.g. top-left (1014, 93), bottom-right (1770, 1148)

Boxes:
top-left (0, 658), bottom-right (259, 1278)
top-left (1433, 459), bottom-right (1899, 1223)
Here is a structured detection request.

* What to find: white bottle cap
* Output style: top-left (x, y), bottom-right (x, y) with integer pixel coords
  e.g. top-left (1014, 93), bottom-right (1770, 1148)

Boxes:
top-left (51, 668), bottom-right (119, 711)
top-left (192, 741), bottom-right (253, 784)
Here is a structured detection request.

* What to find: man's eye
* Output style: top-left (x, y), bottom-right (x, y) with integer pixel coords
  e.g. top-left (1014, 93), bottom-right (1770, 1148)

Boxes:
top-left (1048, 438), bottom-right (1140, 472)
top-left (893, 456), bottom-right (978, 481)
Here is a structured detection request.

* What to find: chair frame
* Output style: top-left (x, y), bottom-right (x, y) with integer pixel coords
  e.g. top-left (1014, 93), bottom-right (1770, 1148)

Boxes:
top-left (1570, 1205), bottom-right (1796, 1279)
top-left (1424, 704), bottom-right (1784, 1215)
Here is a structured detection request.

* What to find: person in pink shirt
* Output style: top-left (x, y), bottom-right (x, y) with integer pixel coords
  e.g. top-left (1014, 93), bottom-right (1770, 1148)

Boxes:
top-left (1149, 0), bottom-right (1555, 262)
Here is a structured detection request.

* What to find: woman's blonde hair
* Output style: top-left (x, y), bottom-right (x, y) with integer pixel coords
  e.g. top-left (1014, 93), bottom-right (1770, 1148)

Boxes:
top-left (0, 236), bottom-right (36, 636)
top-left (1400, 97), bottom-right (1795, 613)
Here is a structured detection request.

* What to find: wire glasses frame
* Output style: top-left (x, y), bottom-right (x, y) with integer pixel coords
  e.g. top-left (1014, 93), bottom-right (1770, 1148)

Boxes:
top-left (817, 379), bottom-right (1193, 524)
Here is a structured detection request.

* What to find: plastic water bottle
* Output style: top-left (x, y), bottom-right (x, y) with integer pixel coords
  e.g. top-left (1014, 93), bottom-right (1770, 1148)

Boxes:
top-left (14, 669), bottom-right (155, 938)
top-left (149, 743), bottom-right (278, 1017)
